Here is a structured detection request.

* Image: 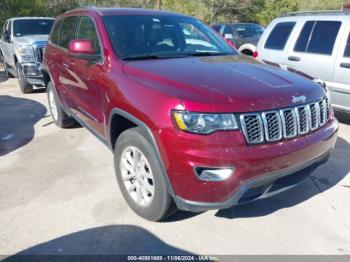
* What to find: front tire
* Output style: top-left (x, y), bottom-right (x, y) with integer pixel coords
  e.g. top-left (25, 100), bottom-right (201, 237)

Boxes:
top-left (47, 81), bottom-right (76, 128)
top-left (0, 54), bottom-right (11, 79)
top-left (114, 127), bottom-right (176, 221)
top-left (17, 62), bottom-right (33, 93)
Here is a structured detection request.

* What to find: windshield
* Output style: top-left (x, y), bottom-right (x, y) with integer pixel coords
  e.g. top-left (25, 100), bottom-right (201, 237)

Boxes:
top-left (103, 15), bottom-right (237, 60)
top-left (233, 23), bottom-right (263, 38)
top-left (13, 19), bottom-right (54, 37)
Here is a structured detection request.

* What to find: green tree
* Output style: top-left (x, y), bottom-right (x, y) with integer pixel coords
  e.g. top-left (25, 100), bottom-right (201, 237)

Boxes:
top-left (255, 0), bottom-right (299, 26)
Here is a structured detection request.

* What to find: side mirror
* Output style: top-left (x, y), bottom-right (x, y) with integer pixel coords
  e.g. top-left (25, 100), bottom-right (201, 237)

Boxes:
top-left (69, 39), bottom-right (95, 55)
top-left (3, 30), bottom-right (11, 42)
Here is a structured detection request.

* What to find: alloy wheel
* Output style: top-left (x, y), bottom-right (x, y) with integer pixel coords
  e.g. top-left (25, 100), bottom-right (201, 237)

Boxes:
top-left (48, 89), bottom-right (58, 121)
top-left (120, 146), bottom-right (155, 207)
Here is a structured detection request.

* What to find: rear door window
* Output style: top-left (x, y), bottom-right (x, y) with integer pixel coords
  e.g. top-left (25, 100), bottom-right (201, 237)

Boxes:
top-left (294, 21), bottom-right (341, 55)
top-left (344, 33), bottom-right (350, 57)
top-left (264, 22), bottom-right (295, 50)
top-left (59, 16), bottom-right (79, 49)
top-left (294, 21), bottom-right (314, 52)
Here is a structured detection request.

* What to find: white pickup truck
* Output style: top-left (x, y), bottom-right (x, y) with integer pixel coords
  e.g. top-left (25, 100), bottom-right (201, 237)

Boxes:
top-left (0, 17), bottom-right (54, 93)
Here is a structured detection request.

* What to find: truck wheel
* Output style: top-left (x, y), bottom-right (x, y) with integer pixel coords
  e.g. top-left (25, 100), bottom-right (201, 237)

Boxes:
top-left (17, 63), bottom-right (33, 93)
top-left (0, 54), bottom-right (12, 79)
top-left (47, 81), bottom-right (76, 128)
top-left (114, 127), bottom-right (177, 221)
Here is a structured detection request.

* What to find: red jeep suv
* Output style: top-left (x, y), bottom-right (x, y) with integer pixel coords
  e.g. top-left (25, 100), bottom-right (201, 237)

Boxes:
top-left (43, 8), bottom-right (338, 221)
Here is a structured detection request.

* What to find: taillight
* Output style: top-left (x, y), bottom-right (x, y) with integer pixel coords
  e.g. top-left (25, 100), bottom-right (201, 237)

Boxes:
top-left (253, 51), bottom-right (258, 58)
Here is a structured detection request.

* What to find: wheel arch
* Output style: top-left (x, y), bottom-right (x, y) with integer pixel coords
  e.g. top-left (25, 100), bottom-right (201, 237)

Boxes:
top-left (108, 108), bottom-right (175, 195)
top-left (238, 43), bottom-right (257, 56)
top-left (41, 69), bottom-right (51, 88)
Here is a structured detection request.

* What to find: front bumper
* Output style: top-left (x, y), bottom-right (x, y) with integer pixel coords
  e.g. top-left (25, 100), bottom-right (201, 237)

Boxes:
top-left (19, 63), bottom-right (44, 86)
top-left (174, 150), bottom-right (330, 212)
top-left (156, 117), bottom-right (338, 209)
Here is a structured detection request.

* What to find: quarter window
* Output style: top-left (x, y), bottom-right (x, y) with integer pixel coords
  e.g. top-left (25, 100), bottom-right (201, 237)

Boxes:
top-left (264, 22), bottom-right (295, 50)
top-left (59, 16), bottom-right (79, 49)
top-left (344, 33), bottom-right (350, 57)
top-left (50, 20), bottom-right (63, 45)
top-left (77, 16), bottom-right (101, 54)
top-left (294, 21), bottom-right (341, 55)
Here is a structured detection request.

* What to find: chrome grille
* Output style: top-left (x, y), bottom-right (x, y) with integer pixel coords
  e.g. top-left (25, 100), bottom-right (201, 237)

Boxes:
top-left (34, 45), bottom-right (45, 63)
top-left (309, 103), bottom-right (319, 130)
top-left (296, 106), bottom-right (309, 134)
top-left (280, 109), bottom-right (297, 138)
top-left (319, 99), bottom-right (327, 126)
top-left (241, 97), bottom-right (330, 145)
top-left (240, 114), bottom-right (264, 144)
top-left (262, 112), bottom-right (282, 141)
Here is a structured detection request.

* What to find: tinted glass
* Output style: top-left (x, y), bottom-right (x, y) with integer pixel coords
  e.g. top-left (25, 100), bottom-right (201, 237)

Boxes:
top-left (212, 25), bottom-right (221, 33)
top-left (265, 22), bottom-right (295, 50)
top-left (77, 16), bottom-right (101, 54)
top-left (13, 19), bottom-right (53, 36)
top-left (233, 23), bottom-right (264, 38)
top-left (59, 16), bottom-right (79, 49)
top-left (223, 26), bottom-right (234, 35)
top-left (50, 20), bottom-right (63, 45)
top-left (103, 15), bottom-right (237, 60)
top-left (294, 21), bottom-right (314, 52)
top-left (344, 33), bottom-right (350, 57)
top-left (308, 21), bottom-right (341, 55)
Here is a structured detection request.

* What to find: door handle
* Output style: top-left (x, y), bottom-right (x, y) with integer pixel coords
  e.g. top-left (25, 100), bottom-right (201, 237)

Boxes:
top-left (288, 56), bottom-right (301, 62)
top-left (340, 62), bottom-right (350, 69)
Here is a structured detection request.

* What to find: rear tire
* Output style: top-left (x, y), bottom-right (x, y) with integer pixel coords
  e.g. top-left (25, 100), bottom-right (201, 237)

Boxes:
top-left (114, 127), bottom-right (177, 221)
top-left (47, 81), bottom-right (76, 128)
top-left (0, 53), bottom-right (11, 79)
top-left (17, 62), bottom-right (33, 93)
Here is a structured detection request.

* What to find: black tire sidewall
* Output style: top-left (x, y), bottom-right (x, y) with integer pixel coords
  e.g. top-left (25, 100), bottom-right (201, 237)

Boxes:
top-left (47, 82), bottom-right (76, 128)
top-left (114, 128), bottom-right (173, 221)
top-left (17, 63), bottom-right (33, 93)
top-left (0, 54), bottom-right (9, 79)
top-left (47, 82), bottom-right (65, 127)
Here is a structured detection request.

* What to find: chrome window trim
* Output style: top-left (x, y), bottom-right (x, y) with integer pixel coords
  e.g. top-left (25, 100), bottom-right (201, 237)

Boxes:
top-left (261, 111), bottom-right (283, 142)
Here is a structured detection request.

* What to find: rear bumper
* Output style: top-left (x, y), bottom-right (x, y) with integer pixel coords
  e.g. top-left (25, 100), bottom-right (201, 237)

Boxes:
top-left (174, 150), bottom-right (331, 212)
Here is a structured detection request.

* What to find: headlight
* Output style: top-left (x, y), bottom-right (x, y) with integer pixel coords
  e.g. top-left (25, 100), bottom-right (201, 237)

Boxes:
top-left (15, 46), bottom-right (35, 63)
top-left (173, 111), bottom-right (239, 134)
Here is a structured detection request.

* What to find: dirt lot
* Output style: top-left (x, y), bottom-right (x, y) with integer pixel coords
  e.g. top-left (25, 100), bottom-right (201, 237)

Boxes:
top-left (0, 70), bottom-right (350, 257)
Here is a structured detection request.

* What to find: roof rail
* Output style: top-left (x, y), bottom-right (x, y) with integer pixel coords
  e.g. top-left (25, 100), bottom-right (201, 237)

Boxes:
top-left (281, 10), bottom-right (350, 17)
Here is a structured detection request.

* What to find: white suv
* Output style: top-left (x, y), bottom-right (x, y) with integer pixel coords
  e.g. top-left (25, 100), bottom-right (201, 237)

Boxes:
top-left (257, 11), bottom-right (350, 113)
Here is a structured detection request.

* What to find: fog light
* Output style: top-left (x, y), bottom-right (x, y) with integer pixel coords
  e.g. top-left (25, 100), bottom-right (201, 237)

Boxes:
top-left (195, 167), bottom-right (235, 181)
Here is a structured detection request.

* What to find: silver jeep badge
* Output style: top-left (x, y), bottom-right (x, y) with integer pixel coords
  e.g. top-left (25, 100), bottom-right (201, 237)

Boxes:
top-left (292, 95), bottom-right (306, 104)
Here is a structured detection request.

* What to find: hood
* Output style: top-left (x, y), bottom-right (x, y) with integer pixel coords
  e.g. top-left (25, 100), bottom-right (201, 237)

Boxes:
top-left (123, 55), bottom-right (325, 112)
top-left (13, 35), bottom-right (49, 46)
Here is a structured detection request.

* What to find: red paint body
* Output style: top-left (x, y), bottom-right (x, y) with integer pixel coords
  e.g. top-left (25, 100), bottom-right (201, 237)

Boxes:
top-left (44, 8), bottom-right (338, 204)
